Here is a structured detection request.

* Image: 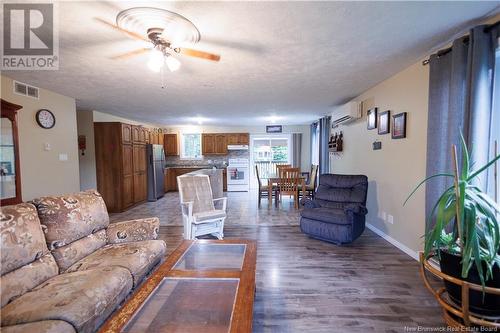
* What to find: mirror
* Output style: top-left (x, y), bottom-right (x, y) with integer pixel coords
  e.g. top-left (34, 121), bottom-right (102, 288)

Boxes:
top-left (1, 99), bottom-right (22, 205)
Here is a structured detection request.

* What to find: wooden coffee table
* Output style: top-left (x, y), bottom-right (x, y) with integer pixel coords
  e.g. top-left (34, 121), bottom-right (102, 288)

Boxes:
top-left (99, 239), bottom-right (257, 333)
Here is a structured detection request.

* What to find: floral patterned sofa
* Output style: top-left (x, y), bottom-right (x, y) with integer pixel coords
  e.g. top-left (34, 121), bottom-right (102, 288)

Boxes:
top-left (0, 190), bottom-right (166, 333)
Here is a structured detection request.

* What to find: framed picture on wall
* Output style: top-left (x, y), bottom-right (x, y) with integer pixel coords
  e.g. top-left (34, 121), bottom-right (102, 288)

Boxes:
top-left (378, 110), bottom-right (390, 134)
top-left (392, 112), bottom-right (407, 139)
top-left (367, 108), bottom-right (377, 130)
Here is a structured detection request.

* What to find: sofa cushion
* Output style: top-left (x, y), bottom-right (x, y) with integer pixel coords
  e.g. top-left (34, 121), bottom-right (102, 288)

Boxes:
top-left (1, 266), bottom-right (132, 333)
top-left (0, 320), bottom-right (76, 333)
top-left (106, 217), bottom-right (160, 244)
top-left (32, 190), bottom-right (109, 250)
top-left (0, 203), bottom-right (50, 276)
top-left (51, 229), bottom-right (108, 272)
top-left (66, 240), bottom-right (166, 287)
top-left (300, 207), bottom-right (350, 225)
top-left (1, 253), bottom-right (58, 307)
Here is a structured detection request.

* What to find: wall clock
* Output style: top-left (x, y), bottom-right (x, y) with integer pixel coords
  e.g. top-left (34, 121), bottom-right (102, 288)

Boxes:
top-left (36, 109), bottom-right (56, 129)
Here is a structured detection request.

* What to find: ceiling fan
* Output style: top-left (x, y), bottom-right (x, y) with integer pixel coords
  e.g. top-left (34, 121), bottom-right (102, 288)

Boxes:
top-left (95, 7), bottom-right (220, 73)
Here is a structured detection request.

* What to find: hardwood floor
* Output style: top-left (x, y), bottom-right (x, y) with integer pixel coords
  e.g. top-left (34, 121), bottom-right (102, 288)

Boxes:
top-left (115, 190), bottom-right (444, 332)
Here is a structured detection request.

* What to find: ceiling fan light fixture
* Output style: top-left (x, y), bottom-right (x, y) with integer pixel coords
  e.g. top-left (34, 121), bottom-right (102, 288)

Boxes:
top-left (148, 49), bottom-right (164, 72)
top-left (116, 7), bottom-right (200, 46)
top-left (165, 55), bottom-right (181, 72)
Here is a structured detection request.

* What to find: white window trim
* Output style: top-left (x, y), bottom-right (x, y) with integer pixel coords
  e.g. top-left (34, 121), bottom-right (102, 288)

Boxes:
top-left (180, 132), bottom-right (202, 160)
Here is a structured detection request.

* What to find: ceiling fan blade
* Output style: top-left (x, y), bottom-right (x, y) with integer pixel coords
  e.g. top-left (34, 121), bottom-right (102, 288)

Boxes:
top-left (111, 48), bottom-right (151, 60)
top-left (94, 17), bottom-right (149, 42)
top-left (180, 48), bottom-right (220, 62)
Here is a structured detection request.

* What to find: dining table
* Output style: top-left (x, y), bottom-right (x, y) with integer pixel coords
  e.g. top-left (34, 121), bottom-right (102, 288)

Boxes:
top-left (260, 173), bottom-right (307, 206)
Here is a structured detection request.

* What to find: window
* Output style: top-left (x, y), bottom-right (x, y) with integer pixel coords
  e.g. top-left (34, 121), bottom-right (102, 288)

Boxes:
top-left (180, 133), bottom-right (201, 159)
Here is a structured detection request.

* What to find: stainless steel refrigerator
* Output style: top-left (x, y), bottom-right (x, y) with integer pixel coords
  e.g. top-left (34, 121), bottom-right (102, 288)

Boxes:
top-left (147, 144), bottom-right (165, 201)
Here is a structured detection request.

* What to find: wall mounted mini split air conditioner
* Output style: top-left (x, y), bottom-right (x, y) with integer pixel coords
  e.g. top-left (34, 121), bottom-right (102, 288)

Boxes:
top-left (331, 101), bottom-right (361, 127)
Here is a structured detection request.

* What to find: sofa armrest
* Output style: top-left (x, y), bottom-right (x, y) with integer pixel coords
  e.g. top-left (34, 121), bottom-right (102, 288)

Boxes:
top-left (301, 198), bottom-right (321, 209)
top-left (107, 217), bottom-right (160, 244)
top-left (343, 204), bottom-right (368, 215)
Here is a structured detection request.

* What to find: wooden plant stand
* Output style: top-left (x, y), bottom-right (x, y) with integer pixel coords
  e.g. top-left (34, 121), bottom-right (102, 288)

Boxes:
top-left (419, 252), bottom-right (500, 328)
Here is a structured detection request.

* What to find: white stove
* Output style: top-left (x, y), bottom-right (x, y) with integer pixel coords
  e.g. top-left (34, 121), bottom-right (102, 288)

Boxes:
top-left (227, 158), bottom-right (249, 192)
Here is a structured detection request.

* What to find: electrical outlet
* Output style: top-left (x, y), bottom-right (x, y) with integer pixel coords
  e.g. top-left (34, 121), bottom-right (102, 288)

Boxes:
top-left (387, 214), bottom-right (394, 224)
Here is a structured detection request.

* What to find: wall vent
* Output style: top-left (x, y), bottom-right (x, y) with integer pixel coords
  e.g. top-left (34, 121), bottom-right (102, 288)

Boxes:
top-left (13, 80), bottom-right (39, 99)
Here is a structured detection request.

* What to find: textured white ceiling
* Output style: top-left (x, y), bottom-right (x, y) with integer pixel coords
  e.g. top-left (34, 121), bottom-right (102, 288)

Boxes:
top-left (4, 1), bottom-right (499, 125)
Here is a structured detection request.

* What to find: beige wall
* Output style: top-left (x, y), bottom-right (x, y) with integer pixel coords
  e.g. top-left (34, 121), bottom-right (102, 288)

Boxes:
top-left (76, 110), bottom-right (96, 190)
top-left (1, 75), bottom-right (80, 201)
top-left (331, 61), bottom-right (429, 255)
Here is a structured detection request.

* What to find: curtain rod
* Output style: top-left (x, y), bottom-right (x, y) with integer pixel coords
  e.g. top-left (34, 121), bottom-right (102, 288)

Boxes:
top-left (422, 20), bottom-right (499, 66)
top-left (422, 35), bottom-right (470, 66)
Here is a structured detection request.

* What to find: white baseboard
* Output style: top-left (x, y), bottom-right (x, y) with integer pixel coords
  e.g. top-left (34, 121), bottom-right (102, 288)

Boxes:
top-left (366, 223), bottom-right (419, 261)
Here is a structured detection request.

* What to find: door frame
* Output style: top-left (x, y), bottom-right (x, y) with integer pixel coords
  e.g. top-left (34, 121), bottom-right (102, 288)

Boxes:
top-left (249, 133), bottom-right (292, 189)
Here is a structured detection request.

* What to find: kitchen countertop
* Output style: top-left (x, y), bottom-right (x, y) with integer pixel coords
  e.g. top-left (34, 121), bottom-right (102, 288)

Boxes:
top-left (165, 165), bottom-right (227, 169)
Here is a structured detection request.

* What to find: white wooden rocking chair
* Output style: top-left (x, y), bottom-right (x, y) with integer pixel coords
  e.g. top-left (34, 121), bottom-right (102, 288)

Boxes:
top-left (177, 174), bottom-right (227, 240)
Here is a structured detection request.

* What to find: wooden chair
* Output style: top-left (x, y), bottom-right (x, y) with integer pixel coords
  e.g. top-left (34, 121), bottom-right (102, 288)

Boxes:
top-left (275, 164), bottom-right (291, 175)
top-left (277, 167), bottom-right (300, 209)
top-left (306, 165), bottom-right (319, 198)
top-left (255, 165), bottom-right (272, 208)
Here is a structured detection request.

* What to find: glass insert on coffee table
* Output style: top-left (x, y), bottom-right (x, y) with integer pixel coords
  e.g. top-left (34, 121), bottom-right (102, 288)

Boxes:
top-left (99, 239), bottom-right (256, 333)
top-left (174, 243), bottom-right (246, 270)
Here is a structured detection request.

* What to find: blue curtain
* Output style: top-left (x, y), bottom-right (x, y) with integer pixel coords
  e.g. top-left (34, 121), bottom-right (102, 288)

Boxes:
top-left (318, 116), bottom-right (330, 175)
top-left (425, 23), bottom-right (499, 231)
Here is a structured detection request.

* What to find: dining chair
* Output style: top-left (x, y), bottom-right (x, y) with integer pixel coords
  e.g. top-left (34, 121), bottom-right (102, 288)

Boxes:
top-left (255, 165), bottom-right (272, 208)
top-left (275, 164), bottom-right (291, 175)
top-left (277, 167), bottom-right (300, 209)
top-left (306, 165), bottom-right (319, 198)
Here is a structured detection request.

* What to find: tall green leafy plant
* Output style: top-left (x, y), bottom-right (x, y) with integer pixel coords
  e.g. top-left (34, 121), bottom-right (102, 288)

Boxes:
top-left (405, 135), bottom-right (500, 288)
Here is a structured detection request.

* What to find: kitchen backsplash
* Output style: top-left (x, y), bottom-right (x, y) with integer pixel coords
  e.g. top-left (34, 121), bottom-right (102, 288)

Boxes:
top-left (166, 150), bottom-right (250, 167)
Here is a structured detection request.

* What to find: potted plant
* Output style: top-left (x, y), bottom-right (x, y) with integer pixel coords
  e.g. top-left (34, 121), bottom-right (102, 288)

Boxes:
top-left (405, 135), bottom-right (500, 316)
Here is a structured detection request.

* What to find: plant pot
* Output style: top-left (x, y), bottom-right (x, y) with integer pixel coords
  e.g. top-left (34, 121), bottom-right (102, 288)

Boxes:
top-left (439, 251), bottom-right (500, 316)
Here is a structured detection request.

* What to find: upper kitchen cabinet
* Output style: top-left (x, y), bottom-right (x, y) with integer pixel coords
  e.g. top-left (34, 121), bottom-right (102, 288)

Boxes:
top-left (202, 133), bottom-right (228, 155)
top-left (227, 133), bottom-right (249, 145)
top-left (132, 125), bottom-right (148, 144)
top-left (121, 123), bottom-right (132, 144)
top-left (202, 134), bottom-right (216, 154)
top-left (215, 134), bottom-right (227, 154)
top-left (164, 133), bottom-right (178, 156)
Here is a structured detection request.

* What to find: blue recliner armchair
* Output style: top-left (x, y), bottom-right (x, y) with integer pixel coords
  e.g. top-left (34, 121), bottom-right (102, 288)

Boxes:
top-left (300, 174), bottom-right (368, 245)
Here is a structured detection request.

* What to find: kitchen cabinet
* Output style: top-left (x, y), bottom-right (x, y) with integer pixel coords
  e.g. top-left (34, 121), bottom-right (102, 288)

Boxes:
top-left (215, 134), bottom-right (227, 154)
top-left (202, 133), bottom-right (229, 155)
top-left (121, 124), bottom-right (132, 144)
top-left (165, 167), bottom-right (205, 192)
top-left (202, 134), bottom-right (216, 154)
top-left (164, 134), bottom-right (178, 156)
top-left (165, 167), bottom-right (227, 192)
top-left (226, 133), bottom-right (249, 145)
top-left (94, 122), bottom-right (149, 212)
